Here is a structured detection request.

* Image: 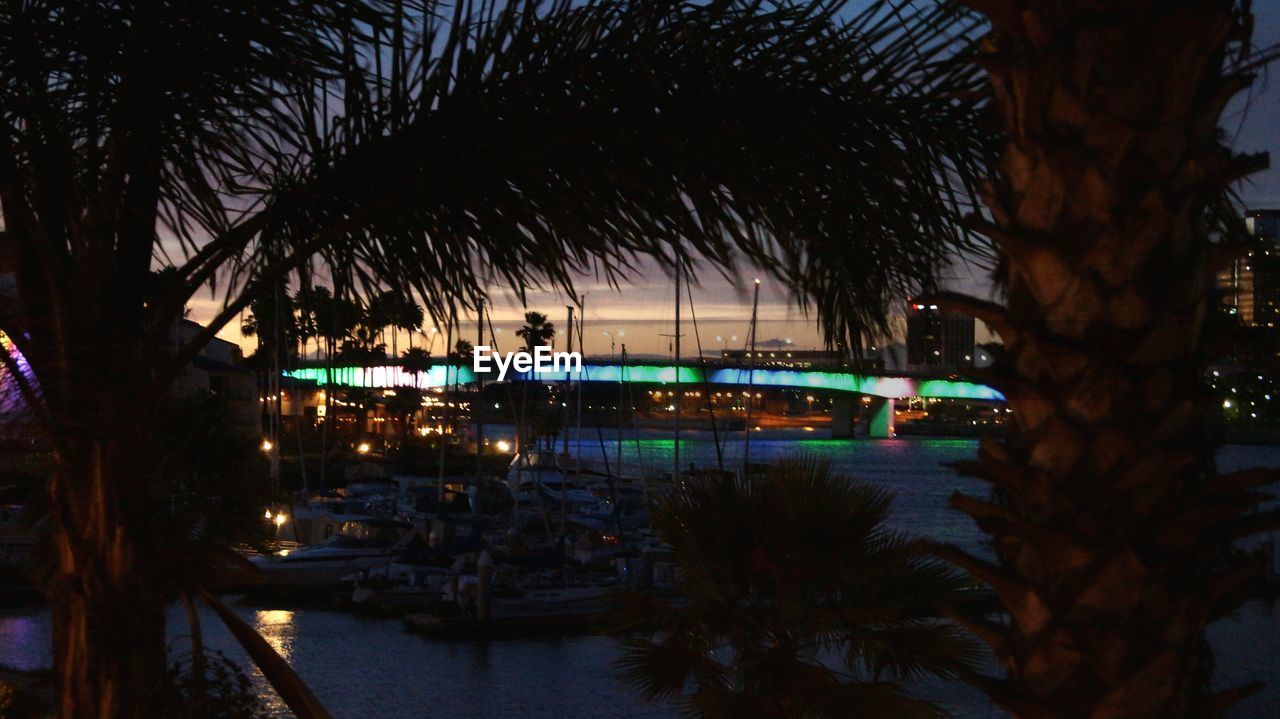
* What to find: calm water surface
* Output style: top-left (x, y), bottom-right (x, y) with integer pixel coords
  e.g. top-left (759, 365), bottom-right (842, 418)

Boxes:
top-left (2, 434), bottom-right (1278, 718)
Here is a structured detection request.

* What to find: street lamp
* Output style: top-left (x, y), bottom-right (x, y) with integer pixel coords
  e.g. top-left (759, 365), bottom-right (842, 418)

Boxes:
top-left (603, 330), bottom-right (625, 358)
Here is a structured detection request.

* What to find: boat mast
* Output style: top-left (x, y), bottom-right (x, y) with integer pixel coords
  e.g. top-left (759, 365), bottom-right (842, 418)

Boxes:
top-left (561, 304), bottom-right (574, 458)
top-left (575, 294), bottom-right (585, 485)
top-left (560, 303), bottom-right (574, 538)
top-left (743, 278), bottom-right (760, 474)
top-left (673, 263), bottom-right (681, 484)
top-left (438, 310), bottom-right (454, 503)
top-left (475, 298), bottom-right (485, 481)
top-left (616, 343), bottom-right (626, 477)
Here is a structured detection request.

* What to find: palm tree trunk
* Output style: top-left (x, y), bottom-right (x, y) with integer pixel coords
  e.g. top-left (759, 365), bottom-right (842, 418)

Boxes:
top-left (938, 3), bottom-right (1273, 717)
top-left (49, 441), bottom-right (166, 718)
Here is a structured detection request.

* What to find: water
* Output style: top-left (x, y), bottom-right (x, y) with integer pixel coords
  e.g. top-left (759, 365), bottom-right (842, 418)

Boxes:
top-left (2, 434), bottom-right (1278, 718)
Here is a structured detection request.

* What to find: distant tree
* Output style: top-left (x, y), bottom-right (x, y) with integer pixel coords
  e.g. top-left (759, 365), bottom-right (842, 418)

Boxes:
top-left (366, 291), bottom-right (400, 349)
top-left (451, 339), bottom-right (474, 364)
top-left (384, 386), bottom-right (425, 450)
top-left (516, 312), bottom-right (557, 449)
top-left (612, 456), bottom-right (981, 718)
top-left (292, 288), bottom-right (323, 362)
top-left (396, 300), bottom-right (425, 353)
top-left (238, 282), bottom-right (299, 369)
top-left (310, 290), bottom-right (362, 363)
top-left (400, 347), bottom-right (434, 376)
top-left (516, 311), bottom-right (556, 352)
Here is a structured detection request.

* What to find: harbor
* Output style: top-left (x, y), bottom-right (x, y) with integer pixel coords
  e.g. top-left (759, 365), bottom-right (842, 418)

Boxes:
top-left (3, 435), bottom-right (1278, 718)
top-left (4, 1), bottom-right (1280, 715)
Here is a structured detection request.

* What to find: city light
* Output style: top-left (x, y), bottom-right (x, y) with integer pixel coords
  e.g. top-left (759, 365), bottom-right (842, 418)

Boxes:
top-left (356, 442), bottom-right (371, 454)
top-left (495, 440), bottom-right (512, 452)
top-left (260, 439), bottom-right (274, 453)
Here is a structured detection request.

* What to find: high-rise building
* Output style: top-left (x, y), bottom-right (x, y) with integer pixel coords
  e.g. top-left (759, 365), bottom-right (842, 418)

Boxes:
top-left (1218, 209), bottom-right (1280, 328)
top-left (905, 301), bottom-right (974, 370)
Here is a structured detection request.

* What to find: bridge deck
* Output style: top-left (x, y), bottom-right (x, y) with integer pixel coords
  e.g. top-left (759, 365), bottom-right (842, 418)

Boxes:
top-left (284, 363), bottom-right (1003, 401)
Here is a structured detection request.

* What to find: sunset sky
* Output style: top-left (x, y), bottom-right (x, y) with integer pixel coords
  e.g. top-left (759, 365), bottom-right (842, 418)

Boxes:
top-left (197, 2), bottom-right (1280, 358)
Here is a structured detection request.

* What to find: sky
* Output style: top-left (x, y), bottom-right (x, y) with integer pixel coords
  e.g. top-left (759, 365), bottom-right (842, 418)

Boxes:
top-left (196, 4), bottom-right (1280, 358)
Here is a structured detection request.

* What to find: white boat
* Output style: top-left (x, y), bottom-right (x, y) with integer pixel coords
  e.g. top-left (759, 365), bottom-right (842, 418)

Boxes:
top-left (250, 532), bottom-right (414, 589)
top-left (491, 584), bottom-right (613, 619)
top-left (506, 452), bottom-right (597, 507)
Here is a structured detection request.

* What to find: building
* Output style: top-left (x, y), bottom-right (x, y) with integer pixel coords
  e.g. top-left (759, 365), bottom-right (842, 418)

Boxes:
top-left (905, 301), bottom-right (975, 370)
top-left (1217, 209), bottom-right (1280, 328)
top-left (717, 347), bottom-right (887, 371)
top-left (719, 348), bottom-right (845, 369)
top-left (170, 319), bottom-right (259, 430)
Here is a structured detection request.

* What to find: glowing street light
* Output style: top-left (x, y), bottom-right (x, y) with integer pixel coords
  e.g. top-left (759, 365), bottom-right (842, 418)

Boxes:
top-left (356, 441), bottom-right (372, 455)
top-left (260, 438), bottom-right (274, 453)
top-left (495, 439), bottom-right (512, 452)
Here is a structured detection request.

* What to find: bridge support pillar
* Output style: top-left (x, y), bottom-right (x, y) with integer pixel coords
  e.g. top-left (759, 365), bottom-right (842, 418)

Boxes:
top-left (868, 397), bottom-right (895, 439)
top-left (830, 397), bottom-right (858, 438)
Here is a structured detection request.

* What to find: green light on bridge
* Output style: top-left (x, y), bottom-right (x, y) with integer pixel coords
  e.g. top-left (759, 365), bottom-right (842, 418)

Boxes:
top-left (521, 364), bottom-right (701, 384)
top-left (281, 363), bottom-right (1001, 401)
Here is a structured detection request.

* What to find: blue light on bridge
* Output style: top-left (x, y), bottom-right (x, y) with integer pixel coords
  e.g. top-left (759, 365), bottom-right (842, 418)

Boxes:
top-left (282, 363), bottom-right (1002, 401)
top-left (519, 364), bottom-right (701, 384)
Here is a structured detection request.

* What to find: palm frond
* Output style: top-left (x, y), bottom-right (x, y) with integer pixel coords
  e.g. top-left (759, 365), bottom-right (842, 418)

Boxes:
top-left (612, 454), bottom-right (982, 714)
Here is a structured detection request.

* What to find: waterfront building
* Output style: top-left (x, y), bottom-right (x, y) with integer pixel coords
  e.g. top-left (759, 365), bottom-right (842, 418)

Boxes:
top-left (905, 301), bottom-right (975, 370)
top-left (720, 347), bottom-right (843, 369)
top-left (1217, 209), bottom-right (1280, 327)
top-left (169, 319), bottom-right (259, 430)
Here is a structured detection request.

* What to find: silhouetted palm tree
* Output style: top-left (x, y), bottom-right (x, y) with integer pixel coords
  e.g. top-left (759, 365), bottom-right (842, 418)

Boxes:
top-left (516, 311), bottom-right (556, 353)
top-left (516, 312), bottom-right (557, 449)
top-left (384, 386), bottom-right (425, 450)
top-left (0, 1), bottom-right (988, 715)
top-left (400, 347), bottom-right (434, 376)
top-left (396, 300), bottom-right (426, 353)
top-left (922, 3), bottom-right (1280, 716)
top-left (239, 284), bottom-right (299, 368)
top-left (612, 457), bottom-right (981, 718)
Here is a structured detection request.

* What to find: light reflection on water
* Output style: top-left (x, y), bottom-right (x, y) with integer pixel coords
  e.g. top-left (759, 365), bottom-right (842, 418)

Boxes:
top-left (1, 435), bottom-right (1277, 718)
top-left (255, 609), bottom-right (296, 662)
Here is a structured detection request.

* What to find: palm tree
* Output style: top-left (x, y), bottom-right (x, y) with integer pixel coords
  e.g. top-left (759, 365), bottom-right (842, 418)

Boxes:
top-left (238, 284), bottom-right (299, 369)
top-left (516, 311), bottom-right (556, 353)
top-left (396, 300), bottom-right (425, 353)
top-left (341, 298), bottom-right (389, 363)
top-left (384, 386), bottom-right (425, 451)
top-left (0, 1), bottom-right (988, 715)
top-left (451, 339), bottom-right (474, 365)
top-left (292, 288), bottom-right (323, 362)
top-left (611, 456), bottom-right (982, 718)
top-left (401, 347), bottom-right (434, 376)
top-left (920, 3), bottom-right (1280, 716)
top-left (516, 312), bottom-right (557, 449)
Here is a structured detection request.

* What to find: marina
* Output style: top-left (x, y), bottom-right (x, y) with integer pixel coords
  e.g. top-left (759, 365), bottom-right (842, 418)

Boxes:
top-left (4, 435), bottom-right (1278, 718)
top-left (3, 1), bottom-right (1280, 715)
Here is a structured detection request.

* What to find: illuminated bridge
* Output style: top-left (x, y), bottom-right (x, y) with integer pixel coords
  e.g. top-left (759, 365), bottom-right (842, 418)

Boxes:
top-left (284, 362), bottom-right (1003, 439)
